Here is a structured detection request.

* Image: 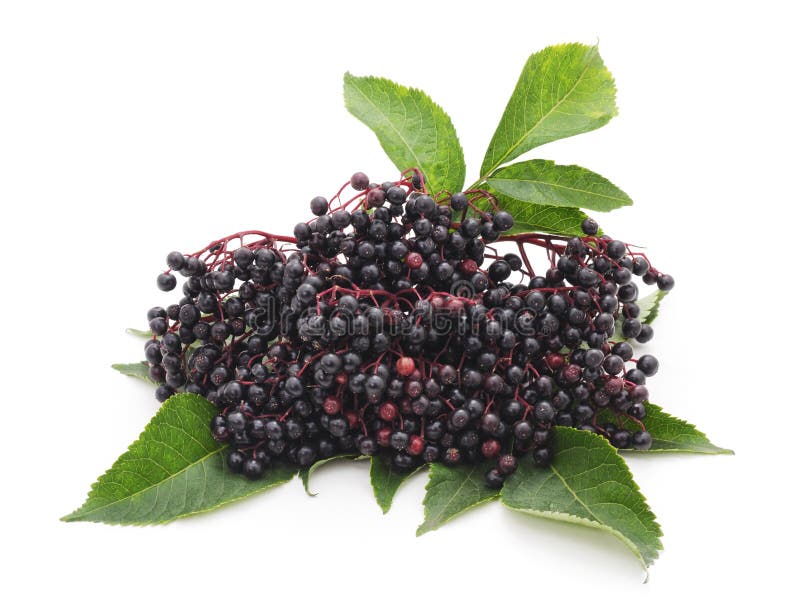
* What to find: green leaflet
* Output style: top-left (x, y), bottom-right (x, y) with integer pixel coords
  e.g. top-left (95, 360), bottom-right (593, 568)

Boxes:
top-left (370, 454), bottom-right (426, 514)
top-left (615, 403), bottom-right (733, 455)
top-left (126, 327), bottom-right (152, 338)
top-left (480, 43), bottom-right (617, 179)
top-left (343, 73), bottom-right (466, 195)
top-left (112, 361), bottom-right (154, 384)
top-left (486, 189), bottom-right (591, 235)
top-left (501, 427), bottom-right (663, 568)
top-left (416, 461), bottom-right (498, 535)
top-left (62, 393), bottom-right (296, 524)
top-left (300, 454), bottom-right (364, 496)
top-left (487, 160), bottom-right (632, 212)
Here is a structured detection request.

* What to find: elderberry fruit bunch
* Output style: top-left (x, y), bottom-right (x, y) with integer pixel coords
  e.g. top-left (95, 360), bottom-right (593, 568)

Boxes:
top-left (143, 171), bottom-right (673, 488)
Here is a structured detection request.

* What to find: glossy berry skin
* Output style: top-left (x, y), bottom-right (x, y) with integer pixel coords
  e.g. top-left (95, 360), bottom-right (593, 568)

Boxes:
top-left (580, 218), bottom-right (599, 236)
top-left (144, 171), bottom-right (673, 486)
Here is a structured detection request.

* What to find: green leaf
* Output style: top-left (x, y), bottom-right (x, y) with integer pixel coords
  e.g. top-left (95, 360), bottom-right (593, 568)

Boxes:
top-left (343, 73), bottom-right (465, 195)
top-left (486, 189), bottom-right (590, 235)
top-left (480, 43), bottom-right (617, 179)
top-left (300, 454), bottom-right (363, 496)
top-left (416, 461), bottom-right (498, 535)
top-left (488, 160), bottom-right (631, 212)
top-left (112, 361), bottom-right (154, 384)
top-left (620, 403), bottom-right (732, 454)
top-left (501, 427), bottom-right (662, 568)
top-left (62, 393), bottom-right (296, 524)
top-left (370, 454), bottom-right (426, 514)
top-left (637, 290), bottom-right (667, 325)
top-left (126, 327), bottom-right (152, 338)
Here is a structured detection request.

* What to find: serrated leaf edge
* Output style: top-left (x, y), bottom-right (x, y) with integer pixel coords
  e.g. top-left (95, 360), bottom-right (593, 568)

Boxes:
top-left (479, 44), bottom-right (618, 179)
top-left (487, 160), bottom-right (632, 211)
top-left (501, 429), bottom-right (663, 569)
top-left (343, 72), bottom-right (466, 195)
top-left (370, 457), bottom-right (427, 514)
top-left (111, 362), bottom-right (154, 384)
top-left (416, 463), bottom-right (500, 536)
top-left (62, 393), bottom-right (298, 525)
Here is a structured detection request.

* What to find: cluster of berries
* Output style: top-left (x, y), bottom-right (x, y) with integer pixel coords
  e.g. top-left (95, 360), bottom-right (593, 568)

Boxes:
top-left (144, 171), bottom-right (673, 487)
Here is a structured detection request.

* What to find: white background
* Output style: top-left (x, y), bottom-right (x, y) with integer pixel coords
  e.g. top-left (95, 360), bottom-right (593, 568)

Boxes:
top-left (1, 1), bottom-right (796, 611)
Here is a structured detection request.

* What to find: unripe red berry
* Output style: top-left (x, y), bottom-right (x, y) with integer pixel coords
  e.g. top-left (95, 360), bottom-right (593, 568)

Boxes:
top-left (396, 357), bottom-right (415, 377)
top-left (545, 353), bottom-right (565, 371)
top-left (323, 396), bottom-right (342, 415)
top-left (481, 439), bottom-right (501, 458)
top-left (377, 427), bottom-right (392, 447)
top-left (406, 252), bottom-right (423, 269)
top-left (379, 402), bottom-right (398, 421)
top-left (408, 435), bottom-right (425, 456)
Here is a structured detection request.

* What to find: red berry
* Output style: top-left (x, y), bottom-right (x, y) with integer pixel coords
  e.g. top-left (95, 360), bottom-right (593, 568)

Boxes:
top-left (335, 372), bottom-right (348, 385)
top-left (323, 396), bottom-right (341, 415)
top-left (379, 402), bottom-right (398, 421)
top-left (544, 353), bottom-right (564, 371)
top-left (481, 439), bottom-right (501, 458)
top-left (396, 357), bottom-right (415, 377)
top-left (406, 252), bottom-right (423, 269)
top-left (377, 427), bottom-right (392, 447)
top-left (343, 411), bottom-right (359, 428)
top-left (562, 363), bottom-right (582, 384)
top-left (408, 435), bottom-right (425, 456)
top-left (460, 259), bottom-right (478, 274)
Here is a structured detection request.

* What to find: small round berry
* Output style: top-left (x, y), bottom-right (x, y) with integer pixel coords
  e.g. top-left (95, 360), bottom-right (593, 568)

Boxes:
top-left (532, 447), bottom-right (552, 466)
top-left (605, 240), bottom-right (627, 260)
top-left (226, 450), bottom-right (245, 473)
top-left (367, 188), bottom-right (386, 207)
top-left (636, 324), bottom-right (654, 343)
top-left (350, 172), bottom-right (370, 190)
top-left (485, 468), bottom-right (505, 489)
top-left (155, 384), bottom-right (175, 402)
top-left (497, 454), bottom-right (518, 475)
top-left (242, 458), bottom-right (264, 480)
top-left (637, 354), bottom-right (659, 376)
top-left (481, 439), bottom-right (501, 459)
top-left (581, 218), bottom-right (599, 236)
top-left (632, 430), bottom-right (653, 450)
top-left (166, 251), bottom-right (185, 270)
top-left (157, 273), bottom-right (177, 292)
top-left (611, 429), bottom-right (632, 448)
top-left (450, 192), bottom-right (469, 211)
top-left (493, 211), bottom-right (514, 231)
top-left (396, 357), bottom-right (415, 377)
top-left (310, 196), bottom-right (329, 215)
top-left (657, 274), bottom-right (675, 291)
top-left (407, 435), bottom-right (425, 456)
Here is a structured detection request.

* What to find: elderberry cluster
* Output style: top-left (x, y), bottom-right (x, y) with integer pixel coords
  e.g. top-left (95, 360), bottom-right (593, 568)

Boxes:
top-left (143, 171), bottom-right (673, 488)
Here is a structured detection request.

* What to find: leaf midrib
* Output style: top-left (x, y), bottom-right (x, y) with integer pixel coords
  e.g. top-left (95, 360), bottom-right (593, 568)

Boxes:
top-left (347, 78), bottom-right (426, 179)
top-left (424, 464), bottom-right (484, 527)
top-left (490, 176), bottom-right (630, 202)
top-left (481, 51), bottom-right (596, 181)
top-left (548, 459), bottom-right (606, 526)
top-left (64, 443), bottom-right (222, 520)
